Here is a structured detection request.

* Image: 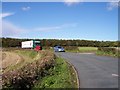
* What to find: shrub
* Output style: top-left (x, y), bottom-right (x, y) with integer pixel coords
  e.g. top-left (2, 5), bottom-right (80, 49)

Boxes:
top-left (2, 51), bottom-right (55, 89)
top-left (63, 46), bottom-right (79, 52)
top-left (97, 47), bottom-right (119, 56)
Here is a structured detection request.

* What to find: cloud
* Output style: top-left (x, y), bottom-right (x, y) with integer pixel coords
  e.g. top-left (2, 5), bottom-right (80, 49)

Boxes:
top-left (35, 26), bottom-right (61, 32)
top-left (2, 19), bottom-right (77, 37)
top-left (0, 13), bottom-right (14, 37)
top-left (2, 20), bottom-right (26, 37)
top-left (22, 6), bottom-right (31, 11)
top-left (64, 0), bottom-right (82, 6)
top-left (107, 1), bottom-right (119, 10)
top-left (35, 23), bottom-right (78, 32)
top-left (0, 12), bottom-right (14, 18)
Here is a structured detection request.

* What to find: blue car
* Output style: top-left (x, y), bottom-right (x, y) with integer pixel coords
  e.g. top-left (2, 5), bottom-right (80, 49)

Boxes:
top-left (54, 46), bottom-right (65, 52)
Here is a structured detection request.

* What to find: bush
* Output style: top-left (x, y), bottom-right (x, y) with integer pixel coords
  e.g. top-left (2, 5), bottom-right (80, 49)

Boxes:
top-left (98, 47), bottom-right (116, 53)
top-left (97, 47), bottom-right (119, 57)
top-left (2, 51), bottom-right (55, 89)
top-left (63, 46), bottom-right (79, 52)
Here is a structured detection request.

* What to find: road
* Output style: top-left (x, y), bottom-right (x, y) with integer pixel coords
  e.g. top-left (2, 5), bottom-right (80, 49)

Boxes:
top-left (55, 52), bottom-right (118, 88)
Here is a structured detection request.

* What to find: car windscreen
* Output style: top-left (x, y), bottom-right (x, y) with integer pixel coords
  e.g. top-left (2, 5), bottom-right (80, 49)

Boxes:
top-left (57, 46), bottom-right (62, 48)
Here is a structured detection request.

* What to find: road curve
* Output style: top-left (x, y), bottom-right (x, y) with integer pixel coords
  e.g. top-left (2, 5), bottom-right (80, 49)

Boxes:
top-left (55, 52), bottom-right (118, 88)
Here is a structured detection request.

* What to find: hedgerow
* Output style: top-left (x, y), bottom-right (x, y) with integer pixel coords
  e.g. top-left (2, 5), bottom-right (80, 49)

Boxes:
top-left (2, 50), bottom-right (55, 90)
top-left (97, 47), bottom-right (119, 57)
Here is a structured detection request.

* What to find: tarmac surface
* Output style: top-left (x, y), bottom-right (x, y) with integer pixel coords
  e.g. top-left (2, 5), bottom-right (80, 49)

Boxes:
top-left (55, 52), bottom-right (118, 88)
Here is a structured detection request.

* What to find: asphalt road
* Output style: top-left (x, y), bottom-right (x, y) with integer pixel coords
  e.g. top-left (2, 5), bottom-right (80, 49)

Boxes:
top-left (55, 52), bottom-right (118, 88)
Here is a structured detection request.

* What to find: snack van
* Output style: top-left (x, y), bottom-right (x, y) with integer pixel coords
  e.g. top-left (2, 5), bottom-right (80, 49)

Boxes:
top-left (21, 40), bottom-right (41, 50)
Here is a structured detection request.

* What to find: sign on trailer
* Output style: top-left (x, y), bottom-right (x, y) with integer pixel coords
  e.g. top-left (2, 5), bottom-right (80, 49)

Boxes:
top-left (22, 41), bottom-right (33, 48)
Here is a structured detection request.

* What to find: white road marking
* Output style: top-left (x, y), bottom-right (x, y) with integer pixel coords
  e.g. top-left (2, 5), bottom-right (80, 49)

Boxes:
top-left (112, 74), bottom-right (119, 77)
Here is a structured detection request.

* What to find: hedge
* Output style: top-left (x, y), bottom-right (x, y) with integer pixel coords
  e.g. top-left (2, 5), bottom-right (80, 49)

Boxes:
top-left (97, 47), bottom-right (119, 57)
top-left (2, 51), bottom-right (55, 89)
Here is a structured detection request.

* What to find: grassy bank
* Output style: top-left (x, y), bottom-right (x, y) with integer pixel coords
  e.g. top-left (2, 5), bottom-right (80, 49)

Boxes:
top-left (96, 51), bottom-right (118, 57)
top-left (78, 47), bottom-right (98, 53)
top-left (33, 57), bottom-right (78, 89)
top-left (2, 49), bottom-right (78, 89)
top-left (64, 46), bottom-right (98, 53)
top-left (96, 47), bottom-right (119, 57)
top-left (2, 49), bottom-right (55, 89)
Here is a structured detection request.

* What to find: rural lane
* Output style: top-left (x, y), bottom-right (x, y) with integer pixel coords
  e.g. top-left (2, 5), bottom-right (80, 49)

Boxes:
top-left (55, 52), bottom-right (118, 88)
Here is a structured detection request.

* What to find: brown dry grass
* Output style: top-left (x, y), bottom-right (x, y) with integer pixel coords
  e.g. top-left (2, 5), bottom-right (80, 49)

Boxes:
top-left (1, 49), bottom-right (43, 73)
top-left (2, 49), bottom-right (55, 89)
top-left (2, 52), bottom-right (22, 69)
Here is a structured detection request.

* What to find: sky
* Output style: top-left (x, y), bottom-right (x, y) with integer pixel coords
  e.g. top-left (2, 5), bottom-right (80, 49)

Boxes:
top-left (1, 1), bottom-right (119, 41)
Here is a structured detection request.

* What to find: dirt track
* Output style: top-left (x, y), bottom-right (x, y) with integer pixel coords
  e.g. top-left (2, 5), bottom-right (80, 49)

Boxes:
top-left (1, 52), bottom-right (22, 69)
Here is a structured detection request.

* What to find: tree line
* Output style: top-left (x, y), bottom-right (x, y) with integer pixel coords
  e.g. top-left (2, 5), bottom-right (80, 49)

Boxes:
top-left (1, 37), bottom-right (119, 47)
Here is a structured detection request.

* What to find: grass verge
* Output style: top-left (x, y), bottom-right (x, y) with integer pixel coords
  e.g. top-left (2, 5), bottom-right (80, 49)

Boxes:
top-left (64, 46), bottom-right (98, 53)
top-left (32, 57), bottom-right (78, 89)
top-left (78, 47), bottom-right (98, 53)
top-left (96, 47), bottom-right (119, 57)
top-left (96, 51), bottom-right (119, 57)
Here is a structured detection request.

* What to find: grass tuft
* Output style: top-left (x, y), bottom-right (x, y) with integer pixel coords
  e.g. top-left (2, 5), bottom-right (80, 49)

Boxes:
top-left (32, 57), bottom-right (78, 89)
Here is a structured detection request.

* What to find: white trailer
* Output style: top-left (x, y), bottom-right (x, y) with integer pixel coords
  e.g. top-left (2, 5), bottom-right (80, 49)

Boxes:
top-left (21, 40), bottom-right (41, 49)
top-left (22, 40), bottom-right (33, 48)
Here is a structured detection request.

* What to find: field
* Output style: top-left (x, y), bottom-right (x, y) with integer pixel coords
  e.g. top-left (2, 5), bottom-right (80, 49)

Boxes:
top-left (1, 48), bottom-right (78, 89)
top-left (64, 46), bottom-right (119, 57)
top-left (2, 49), bottom-right (40, 72)
top-left (78, 47), bottom-right (98, 52)
top-left (64, 46), bottom-right (98, 53)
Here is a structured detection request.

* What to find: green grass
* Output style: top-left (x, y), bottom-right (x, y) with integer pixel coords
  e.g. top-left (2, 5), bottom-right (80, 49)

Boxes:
top-left (15, 50), bottom-right (38, 59)
top-left (96, 51), bottom-right (119, 57)
top-left (66, 49), bottom-right (79, 53)
top-left (32, 57), bottom-right (78, 89)
top-left (14, 50), bottom-right (41, 64)
top-left (65, 47), bottom-right (98, 53)
top-left (78, 47), bottom-right (98, 52)
top-left (96, 47), bottom-right (120, 57)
